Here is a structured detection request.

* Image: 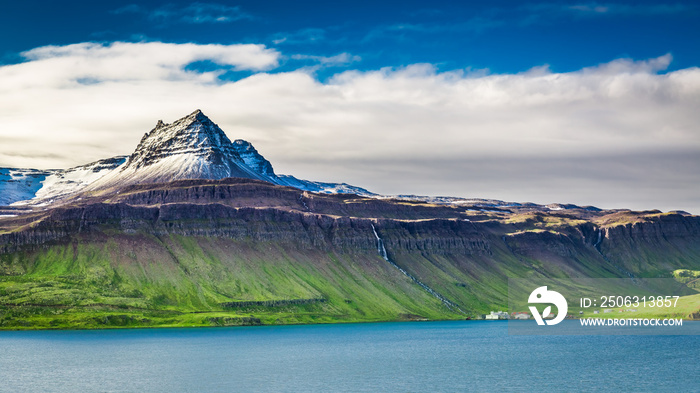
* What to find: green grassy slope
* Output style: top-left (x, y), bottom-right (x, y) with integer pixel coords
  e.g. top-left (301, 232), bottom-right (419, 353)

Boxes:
top-left (0, 232), bottom-right (460, 329)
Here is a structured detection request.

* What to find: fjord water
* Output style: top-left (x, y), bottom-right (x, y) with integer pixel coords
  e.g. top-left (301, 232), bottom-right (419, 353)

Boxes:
top-left (1, 321), bottom-right (697, 392)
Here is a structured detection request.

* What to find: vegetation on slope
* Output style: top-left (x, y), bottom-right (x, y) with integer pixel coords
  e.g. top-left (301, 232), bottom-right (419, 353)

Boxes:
top-left (0, 232), bottom-right (459, 329)
top-left (1, 179), bottom-right (699, 329)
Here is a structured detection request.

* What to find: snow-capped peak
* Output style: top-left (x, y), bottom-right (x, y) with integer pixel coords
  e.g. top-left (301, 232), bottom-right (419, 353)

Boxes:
top-left (1, 110), bottom-right (377, 207)
top-left (126, 109), bottom-right (243, 170)
top-left (85, 110), bottom-right (272, 191)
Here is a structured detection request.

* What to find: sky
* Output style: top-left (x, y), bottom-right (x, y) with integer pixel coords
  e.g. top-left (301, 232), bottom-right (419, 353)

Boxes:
top-left (0, 0), bottom-right (699, 213)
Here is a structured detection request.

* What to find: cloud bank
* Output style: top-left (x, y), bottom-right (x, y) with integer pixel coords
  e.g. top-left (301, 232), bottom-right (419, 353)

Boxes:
top-left (0, 42), bottom-right (698, 212)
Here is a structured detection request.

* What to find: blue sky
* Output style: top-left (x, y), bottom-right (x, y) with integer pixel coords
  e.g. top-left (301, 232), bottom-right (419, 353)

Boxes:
top-left (0, 1), bottom-right (699, 212)
top-left (2, 1), bottom-right (698, 75)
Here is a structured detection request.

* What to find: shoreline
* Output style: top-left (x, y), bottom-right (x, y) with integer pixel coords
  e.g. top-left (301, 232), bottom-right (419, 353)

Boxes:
top-left (0, 315), bottom-right (480, 332)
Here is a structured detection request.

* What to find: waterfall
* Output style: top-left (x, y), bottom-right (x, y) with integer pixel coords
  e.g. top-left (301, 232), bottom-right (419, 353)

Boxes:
top-left (371, 224), bottom-right (389, 260)
top-left (593, 229), bottom-right (603, 249)
top-left (299, 193), bottom-right (310, 211)
top-left (371, 224), bottom-right (464, 313)
top-left (592, 227), bottom-right (635, 280)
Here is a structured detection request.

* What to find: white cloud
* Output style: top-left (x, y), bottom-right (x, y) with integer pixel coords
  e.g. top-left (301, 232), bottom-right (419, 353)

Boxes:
top-left (0, 42), bottom-right (698, 212)
top-left (0, 41), bottom-right (279, 95)
top-left (22, 41), bottom-right (279, 73)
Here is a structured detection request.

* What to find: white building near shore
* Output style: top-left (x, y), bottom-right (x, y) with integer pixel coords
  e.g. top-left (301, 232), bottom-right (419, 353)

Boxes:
top-left (485, 311), bottom-right (510, 320)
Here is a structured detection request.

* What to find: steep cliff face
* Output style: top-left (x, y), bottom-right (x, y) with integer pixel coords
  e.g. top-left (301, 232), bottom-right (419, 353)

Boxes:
top-left (602, 213), bottom-right (700, 244)
top-left (101, 178), bottom-right (466, 219)
top-left (0, 202), bottom-right (486, 256)
top-left (505, 230), bottom-right (578, 258)
top-left (599, 213), bottom-right (700, 274)
top-left (3, 179), bottom-right (699, 280)
top-left (376, 219), bottom-right (491, 256)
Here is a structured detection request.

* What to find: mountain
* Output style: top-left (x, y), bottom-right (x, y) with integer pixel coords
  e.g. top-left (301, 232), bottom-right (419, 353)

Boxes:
top-left (83, 110), bottom-right (276, 193)
top-left (0, 110), bottom-right (698, 330)
top-left (0, 110), bottom-right (373, 207)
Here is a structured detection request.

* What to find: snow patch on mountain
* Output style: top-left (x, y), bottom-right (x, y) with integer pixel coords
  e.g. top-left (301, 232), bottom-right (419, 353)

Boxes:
top-left (546, 203), bottom-right (601, 212)
top-left (276, 175), bottom-right (376, 196)
top-left (32, 157), bottom-right (127, 203)
top-left (0, 168), bottom-right (52, 206)
top-left (6, 157), bottom-right (127, 207)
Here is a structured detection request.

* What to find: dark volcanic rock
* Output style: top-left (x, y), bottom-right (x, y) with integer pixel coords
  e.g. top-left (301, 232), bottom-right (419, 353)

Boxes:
top-left (505, 230), bottom-right (577, 257)
top-left (376, 219), bottom-right (491, 255)
top-left (602, 213), bottom-right (700, 244)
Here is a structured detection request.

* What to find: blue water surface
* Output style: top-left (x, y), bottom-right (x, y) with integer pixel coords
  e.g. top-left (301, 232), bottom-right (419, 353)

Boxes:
top-left (0, 321), bottom-right (697, 392)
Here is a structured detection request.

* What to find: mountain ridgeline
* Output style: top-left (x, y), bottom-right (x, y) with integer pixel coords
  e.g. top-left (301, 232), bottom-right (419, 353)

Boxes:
top-left (0, 110), bottom-right (373, 207)
top-left (0, 110), bottom-right (698, 329)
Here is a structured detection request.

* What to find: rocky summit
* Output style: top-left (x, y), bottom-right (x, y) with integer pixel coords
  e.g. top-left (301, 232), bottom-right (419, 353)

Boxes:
top-left (84, 110), bottom-right (275, 192)
top-left (124, 110), bottom-right (269, 178)
top-left (0, 110), bottom-right (698, 330)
